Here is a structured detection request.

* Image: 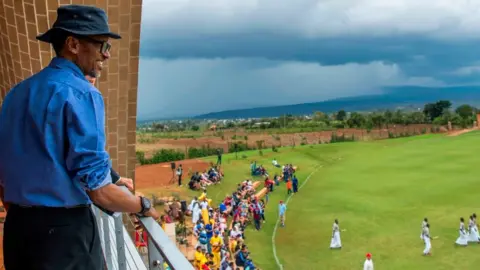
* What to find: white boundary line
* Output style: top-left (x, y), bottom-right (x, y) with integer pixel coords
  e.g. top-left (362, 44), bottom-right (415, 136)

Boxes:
top-left (271, 166), bottom-right (322, 270)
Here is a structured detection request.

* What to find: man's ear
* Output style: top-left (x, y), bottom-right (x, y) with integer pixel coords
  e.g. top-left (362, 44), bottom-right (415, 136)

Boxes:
top-left (65, 36), bottom-right (80, 55)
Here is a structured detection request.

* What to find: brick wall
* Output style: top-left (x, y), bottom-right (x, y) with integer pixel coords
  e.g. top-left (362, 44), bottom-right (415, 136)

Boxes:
top-left (0, 0), bottom-right (142, 181)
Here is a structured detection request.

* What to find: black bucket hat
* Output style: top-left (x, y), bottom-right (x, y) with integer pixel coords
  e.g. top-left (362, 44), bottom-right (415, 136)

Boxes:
top-left (36, 4), bottom-right (121, 43)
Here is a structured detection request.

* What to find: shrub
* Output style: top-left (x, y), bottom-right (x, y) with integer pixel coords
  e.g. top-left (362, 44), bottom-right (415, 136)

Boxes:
top-left (138, 149), bottom-right (185, 165)
top-left (188, 145), bottom-right (218, 159)
top-left (229, 141), bottom-right (254, 153)
top-left (136, 151), bottom-right (146, 164)
top-left (330, 133), bottom-right (355, 143)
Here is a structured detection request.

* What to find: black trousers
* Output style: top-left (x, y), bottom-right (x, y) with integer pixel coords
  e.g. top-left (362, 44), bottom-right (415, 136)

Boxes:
top-left (3, 204), bottom-right (104, 270)
top-left (178, 174), bottom-right (182, 186)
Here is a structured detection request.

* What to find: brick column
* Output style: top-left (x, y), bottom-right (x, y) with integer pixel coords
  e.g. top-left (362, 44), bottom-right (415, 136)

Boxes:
top-left (0, 0), bottom-right (141, 182)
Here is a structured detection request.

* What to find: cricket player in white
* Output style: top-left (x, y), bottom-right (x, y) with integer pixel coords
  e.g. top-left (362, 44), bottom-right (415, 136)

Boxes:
top-left (422, 223), bottom-right (432, 255)
top-left (473, 214), bottom-right (479, 239)
top-left (330, 219), bottom-right (342, 249)
top-left (455, 217), bottom-right (468, 246)
top-left (363, 253), bottom-right (374, 270)
top-left (420, 218), bottom-right (428, 240)
top-left (467, 215), bottom-right (480, 243)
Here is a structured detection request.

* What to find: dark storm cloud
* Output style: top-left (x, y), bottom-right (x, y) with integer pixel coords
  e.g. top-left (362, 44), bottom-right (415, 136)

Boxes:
top-left (140, 33), bottom-right (480, 76)
top-left (136, 0), bottom-right (480, 119)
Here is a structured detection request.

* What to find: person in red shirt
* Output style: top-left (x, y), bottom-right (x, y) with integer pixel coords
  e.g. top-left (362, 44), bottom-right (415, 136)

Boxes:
top-left (286, 179), bottom-right (293, 195)
top-left (264, 177), bottom-right (274, 192)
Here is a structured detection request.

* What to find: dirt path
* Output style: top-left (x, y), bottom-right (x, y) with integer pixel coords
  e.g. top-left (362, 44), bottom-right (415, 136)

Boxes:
top-left (447, 127), bottom-right (479, 137)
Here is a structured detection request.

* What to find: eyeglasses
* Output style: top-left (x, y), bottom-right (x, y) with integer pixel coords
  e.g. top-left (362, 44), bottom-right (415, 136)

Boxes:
top-left (76, 35), bottom-right (112, 54)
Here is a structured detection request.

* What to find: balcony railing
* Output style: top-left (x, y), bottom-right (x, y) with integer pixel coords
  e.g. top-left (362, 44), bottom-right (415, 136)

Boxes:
top-left (92, 195), bottom-right (194, 270)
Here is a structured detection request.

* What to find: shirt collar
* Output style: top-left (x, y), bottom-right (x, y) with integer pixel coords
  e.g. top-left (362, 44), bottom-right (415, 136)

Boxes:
top-left (48, 57), bottom-right (88, 81)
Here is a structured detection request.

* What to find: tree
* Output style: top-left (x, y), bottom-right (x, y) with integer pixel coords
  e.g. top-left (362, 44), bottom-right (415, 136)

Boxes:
top-left (336, 110), bottom-right (347, 121)
top-left (406, 111), bottom-right (426, 124)
top-left (313, 111), bottom-right (328, 122)
top-left (383, 110), bottom-right (393, 127)
top-left (191, 125), bottom-right (200, 131)
top-left (433, 110), bottom-right (462, 126)
top-left (455, 104), bottom-right (475, 119)
top-left (392, 110), bottom-right (405, 125)
top-left (369, 113), bottom-right (385, 128)
top-left (346, 112), bottom-right (366, 128)
top-left (423, 100), bottom-right (452, 121)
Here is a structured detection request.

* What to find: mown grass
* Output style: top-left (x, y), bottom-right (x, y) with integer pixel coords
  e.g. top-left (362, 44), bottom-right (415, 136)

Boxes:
top-left (187, 132), bottom-right (480, 269)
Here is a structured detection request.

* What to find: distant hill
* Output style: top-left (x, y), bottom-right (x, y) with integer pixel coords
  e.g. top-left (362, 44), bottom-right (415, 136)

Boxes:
top-left (193, 86), bottom-right (480, 119)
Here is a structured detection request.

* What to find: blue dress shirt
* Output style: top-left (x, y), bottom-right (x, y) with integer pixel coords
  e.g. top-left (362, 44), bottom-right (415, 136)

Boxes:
top-left (0, 57), bottom-right (112, 207)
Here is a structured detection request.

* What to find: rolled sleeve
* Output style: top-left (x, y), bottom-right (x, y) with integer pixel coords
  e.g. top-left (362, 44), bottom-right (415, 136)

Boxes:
top-left (65, 90), bottom-right (111, 191)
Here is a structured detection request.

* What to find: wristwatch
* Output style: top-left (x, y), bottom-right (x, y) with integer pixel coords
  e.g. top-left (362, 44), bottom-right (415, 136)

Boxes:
top-left (139, 196), bottom-right (152, 215)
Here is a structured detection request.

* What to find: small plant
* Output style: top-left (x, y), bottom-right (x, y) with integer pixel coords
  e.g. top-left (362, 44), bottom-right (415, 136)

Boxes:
top-left (300, 135), bottom-right (308, 145)
top-left (172, 192), bottom-right (181, 201)
top-left (255, 140), bottom-right (265, 150)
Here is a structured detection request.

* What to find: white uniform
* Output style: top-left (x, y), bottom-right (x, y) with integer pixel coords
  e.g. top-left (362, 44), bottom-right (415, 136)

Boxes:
top-left (363, 259), bottom-right (374, 270)
top-left (191, 202), bottom-right (201, 224)
top-left (474, 217), bottom-right (479, 236)
top-left (330, 222), bottom-right (342, 249)
top-left (467, 218), bottom-right (480, 243)
top-left (455, 222), bottom-right (468, 246)
top-left (422, 226), bottom-right (431, 254)
top-left (200, 201), bottom-right (209, 210)
top-left (420, 220), bottom-right (427, 240)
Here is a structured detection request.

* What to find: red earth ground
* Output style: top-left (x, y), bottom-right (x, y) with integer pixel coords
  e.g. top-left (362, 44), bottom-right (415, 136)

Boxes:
top-left (134, 159), bottom-right (211, 189)
top-left (447, 127), bottom-right (479, 137)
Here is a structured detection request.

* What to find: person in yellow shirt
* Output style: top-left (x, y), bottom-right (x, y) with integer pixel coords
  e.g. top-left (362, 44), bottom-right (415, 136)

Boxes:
top-left (200, 198), bottom-right (210, 225)
top-left (210, 230), bottom-right (223, 268)
top-left (198, 189), bottom-right (212, 206)
top-left (229, 237), bottom-right (237, 254)
top-left (194, 246), bottom-right (204, 270)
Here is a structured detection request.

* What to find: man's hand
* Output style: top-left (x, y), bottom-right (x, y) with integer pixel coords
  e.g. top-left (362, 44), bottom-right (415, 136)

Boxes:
top-left (116, 177), bottom-right (134, 191)
top-left (143, 207), bottom-right (160, 220)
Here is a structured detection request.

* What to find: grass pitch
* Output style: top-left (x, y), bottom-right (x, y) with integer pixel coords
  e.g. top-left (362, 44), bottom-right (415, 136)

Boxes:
top-left (200, 132), bottom-right (480, 269)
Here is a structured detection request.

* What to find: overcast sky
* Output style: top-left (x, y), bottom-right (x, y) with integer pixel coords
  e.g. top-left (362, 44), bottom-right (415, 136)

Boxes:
top-left (137, 0), bottom-right (480, 120)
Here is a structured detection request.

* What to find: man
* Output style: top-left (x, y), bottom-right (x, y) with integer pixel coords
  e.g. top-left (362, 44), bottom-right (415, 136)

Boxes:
top-left (86, 72), bottom-right (134, 195)
top-left (0, 5), bottom-right (158, 270)
top-left (176, 164), bottom-right (183, 186)
top-left (363, 253), bottom-right (374, 270)
top-left (216, 148), bottom-right (222, 165)
top-left (422, 223), bottom-right (432, 256)
top-left (219, 252), bottom-right (232, 270)
top-left (272, 158), bottom-right (280, 167)
top-left (210, 230), bottom-right (223, 268)
top-left (278, 200), bottom-right (287, 227)
top-left (292, 174), bottom-right (299, 193)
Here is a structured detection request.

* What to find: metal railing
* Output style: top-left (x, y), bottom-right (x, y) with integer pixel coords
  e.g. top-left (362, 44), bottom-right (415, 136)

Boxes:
top-left (91, 194), bottom-right (194, 270)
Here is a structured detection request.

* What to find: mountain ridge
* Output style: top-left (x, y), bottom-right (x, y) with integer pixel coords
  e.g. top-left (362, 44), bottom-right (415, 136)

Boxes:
top-left (191, 86), bottom-right (480, 119)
